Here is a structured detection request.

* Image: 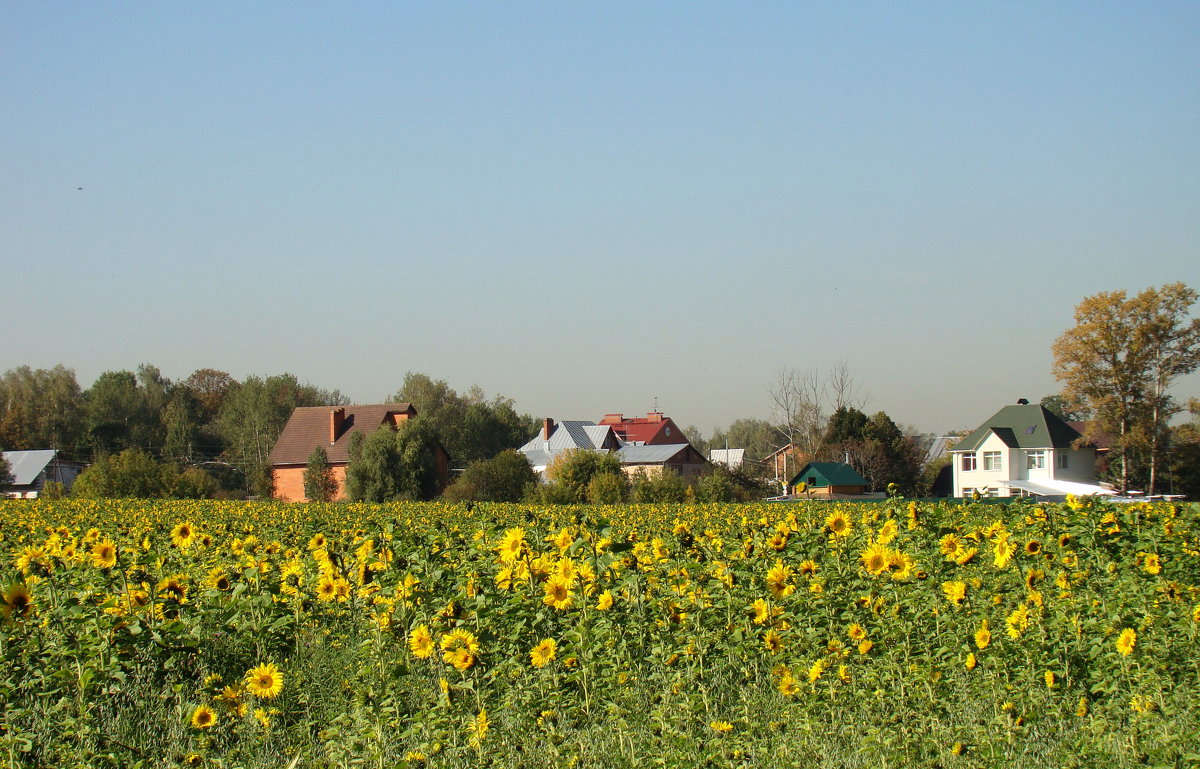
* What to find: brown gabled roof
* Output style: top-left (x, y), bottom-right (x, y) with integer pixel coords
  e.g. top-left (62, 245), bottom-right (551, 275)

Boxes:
top-left (267, 404), bottom-right (415, 466)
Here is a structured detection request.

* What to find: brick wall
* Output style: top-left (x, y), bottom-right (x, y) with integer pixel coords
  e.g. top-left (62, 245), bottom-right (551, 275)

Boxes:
top-left (272, 465), bottom-right (349, 502)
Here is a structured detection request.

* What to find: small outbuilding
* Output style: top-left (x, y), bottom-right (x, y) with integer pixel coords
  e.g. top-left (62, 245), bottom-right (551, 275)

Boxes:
top-left (788, 462), bottom-right (868, 497)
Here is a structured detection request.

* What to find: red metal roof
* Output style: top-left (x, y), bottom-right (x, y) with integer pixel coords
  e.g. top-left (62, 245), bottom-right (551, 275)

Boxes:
top-left (597, 412), bottom-right (689, 445)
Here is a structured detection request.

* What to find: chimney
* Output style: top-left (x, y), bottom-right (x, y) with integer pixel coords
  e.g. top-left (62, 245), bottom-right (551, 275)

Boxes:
top-left (543, 417), bottom-right (554, 440)
top-left (647, 411), bottom-right (663, 423)
top-left (330, 408), bottom-right (346, 443)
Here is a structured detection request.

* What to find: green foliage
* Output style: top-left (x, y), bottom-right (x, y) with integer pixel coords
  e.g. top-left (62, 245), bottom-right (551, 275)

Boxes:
top-left (344, 419), bottom-right (444, 502)
top-left (587, 470), bottom-right (628, 504)
top-left (215, 373), bottom-right (338, 496)
top-left (390, 372), bottom-right (536, 463)
top-left (630, 469), bottom-right (689, 502)
top-left (820, 408), bottom-right (923, 493)
top-left (544, 449), bottom-right (624, 503)
top-left (0, 449), bottom-right (11, 489)
top-left (70, 448), bottom-right (211, 498)
top-left (171, 466), bottom-right (221, 499)
top-left (695, 467), bottom-right (735, 502)
top-left (0, 364), bottom-right (84, 453)
top-left (303, 445), bottom-right (339, 502)
top-left (443, 449), bottom-right (536, 503)
top-left (84, 366), bottom-right (171, 455)
top-left (39, 480), bottom-right (67, 499)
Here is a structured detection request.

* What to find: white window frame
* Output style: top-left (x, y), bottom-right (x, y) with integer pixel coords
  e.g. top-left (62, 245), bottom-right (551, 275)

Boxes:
top-left (1026, 450), bottom-right (1046, 470)
top-left (960, 453), bottom-right (977, 472)
top-left (983, 451), bottom-right (1002, 471)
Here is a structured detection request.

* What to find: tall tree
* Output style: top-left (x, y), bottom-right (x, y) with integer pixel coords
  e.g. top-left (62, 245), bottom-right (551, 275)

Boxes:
top-left (215, 373), bottom-right (333, 496)
top-left (389, 372), bottom-right (534, 462)
top-left (1132, 283), bottom-right (1200, 494)
top-left (84, 370), bottom-right (160, 454)
top-left (344, 418), bottom-right (443, 502)
top-left (0, 449), bottom-right (12, 489)
top-left (303, 445), bottom-right (338, 502)
top-left (0, 365), bottom-right (85, 454)
top-left (1052, 283), bottom-right (1200, 493)
top-left (1039, 394), bottom-right (1089, 423)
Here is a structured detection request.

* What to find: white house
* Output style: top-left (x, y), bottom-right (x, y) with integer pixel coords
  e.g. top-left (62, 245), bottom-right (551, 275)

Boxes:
top-left (950, 402), bottom-right (1109, 499)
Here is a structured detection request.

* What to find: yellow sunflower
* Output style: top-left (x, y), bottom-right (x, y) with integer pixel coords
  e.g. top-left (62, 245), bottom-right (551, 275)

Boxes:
top-left (974, 620), bottom-right (991, 650)
top-left (764, 629), bottom-right (784, 654)
top-left (244, 662), bottom-right (284, 699)
top-left (942, 581), bottom-right (967, 606)
top-left (409, 625), bottom-right (435, 659)
top-left (468, 708), bottom-right (489, 748)
top-left (542, 576), bottom-right (574, 610)
top-left (190, 704), bottom-right (218, 729)
top-left (90, 540), bottom-right (118, 569)
top-left (1116, 627), bottom-right (1136, 656)
top-left (530, 638), bottom-right (557, 668)
top-left (861, 543), bottom-right (890, 576)
top-left (595, 591), bottom-right (614, 611)
top-left (441, 628), bottom-right (480, 671)
top-left (766, 560), bottom-right (795, 598)
top-left (171, 522), bottom-right (197, 549)
top-left (825, 511), bottom-right (852, 538)
top-left (496, 527), bottom-right (526, 564)
top-left (1, 584), bottom-right (34, 620)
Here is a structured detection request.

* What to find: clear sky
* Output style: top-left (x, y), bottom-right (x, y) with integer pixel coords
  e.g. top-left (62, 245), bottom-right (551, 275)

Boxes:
top-left (4, 2), bottom-right (1198, 436)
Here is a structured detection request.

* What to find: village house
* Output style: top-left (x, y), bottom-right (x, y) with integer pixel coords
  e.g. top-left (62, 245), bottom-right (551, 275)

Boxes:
top-left (519, 412), bottom-right (706, 478)
top-left (267, 404), bottom-right (449, 502)
top-left (2, 450), bottom-right (86, 498)
top-left (950, 401), bottom-right (1107, 500)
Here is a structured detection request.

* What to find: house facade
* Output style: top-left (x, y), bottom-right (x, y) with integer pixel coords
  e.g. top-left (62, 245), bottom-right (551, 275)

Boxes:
top-left (2, 450), bottom-right (86, 498)
top-left (519, 413), bottom-right (706, 478)
top-left (267, 404), bottom-right (449, 502)
top-left (950, 403), bottom-right (1102, 499)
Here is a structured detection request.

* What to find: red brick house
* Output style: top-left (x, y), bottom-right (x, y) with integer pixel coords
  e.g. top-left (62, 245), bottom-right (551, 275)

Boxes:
top-left (267, 404), bottom-right (449, 502)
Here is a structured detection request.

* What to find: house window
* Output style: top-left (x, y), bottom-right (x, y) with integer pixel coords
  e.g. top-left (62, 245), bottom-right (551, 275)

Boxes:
top-left (1026, 450), bottom-right (1046, 470)
top-left (1057, 453), bottom-right (1069, 469)
top-left (961, 488), bottom-right (976, 498)
top-left (960, 453), bottom-right (977, 472)
top-left (983, 451), bottom-right (1002, 471)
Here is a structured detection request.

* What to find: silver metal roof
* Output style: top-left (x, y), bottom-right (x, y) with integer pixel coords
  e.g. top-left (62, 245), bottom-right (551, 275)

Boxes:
top-left (617, 444), bottom-right (689, 463)
top-left (3, 450), bottom-right (59, 486)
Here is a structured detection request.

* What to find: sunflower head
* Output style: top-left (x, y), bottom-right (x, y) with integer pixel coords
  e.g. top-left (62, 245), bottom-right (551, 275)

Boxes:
top-left (244, 663), bottom-right (284, 699)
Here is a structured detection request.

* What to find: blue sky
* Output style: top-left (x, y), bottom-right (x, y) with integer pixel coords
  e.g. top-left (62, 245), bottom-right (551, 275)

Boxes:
top-left (3, 2), bottom-right (1198, 435)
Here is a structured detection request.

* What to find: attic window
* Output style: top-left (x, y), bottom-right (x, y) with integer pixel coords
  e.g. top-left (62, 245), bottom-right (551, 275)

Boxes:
top-left (1025, 425), bottom-right (1037, 434)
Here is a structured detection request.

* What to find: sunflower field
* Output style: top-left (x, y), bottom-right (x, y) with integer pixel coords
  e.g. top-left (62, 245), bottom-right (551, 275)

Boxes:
top-left (2, 496), bottom-right (1199, 768)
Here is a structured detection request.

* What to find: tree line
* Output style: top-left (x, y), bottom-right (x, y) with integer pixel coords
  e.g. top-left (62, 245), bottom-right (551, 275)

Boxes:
top-left (3, 282), bottom-right (1195, 501)
top-left (0, 367), bottom-right (536, 499)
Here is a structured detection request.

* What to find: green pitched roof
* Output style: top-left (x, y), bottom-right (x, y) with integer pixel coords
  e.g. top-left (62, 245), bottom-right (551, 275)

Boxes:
top-left (951, 404), bottom-right (1082, 453)
top-left (789, 462), bottom-right (868, 488)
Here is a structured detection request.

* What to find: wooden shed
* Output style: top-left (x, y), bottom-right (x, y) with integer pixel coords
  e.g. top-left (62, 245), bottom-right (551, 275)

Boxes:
top-left (788, 462), bottom-right (868, 497)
